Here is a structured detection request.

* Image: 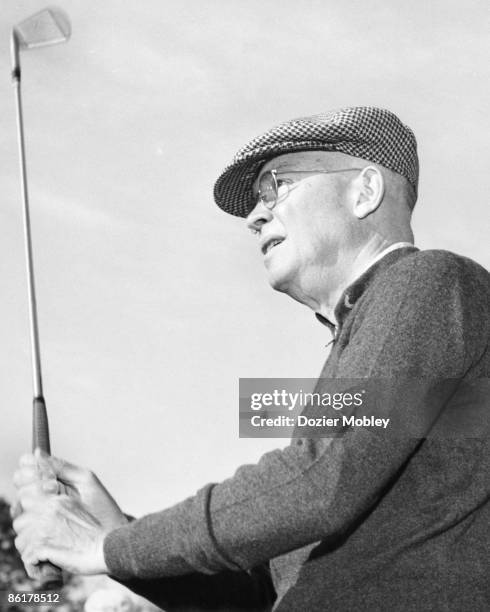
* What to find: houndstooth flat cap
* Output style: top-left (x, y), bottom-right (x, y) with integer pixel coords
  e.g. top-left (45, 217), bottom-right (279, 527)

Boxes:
top-left (213, 106), bottom-right (418, 217)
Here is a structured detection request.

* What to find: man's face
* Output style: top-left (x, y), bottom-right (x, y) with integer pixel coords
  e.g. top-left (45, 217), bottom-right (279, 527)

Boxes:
top-left (246, 151), bottom-right (358, 297)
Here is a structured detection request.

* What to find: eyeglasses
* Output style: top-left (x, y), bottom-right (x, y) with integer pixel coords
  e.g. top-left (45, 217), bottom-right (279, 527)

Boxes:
top-left (254, 168), bottom-right (363, 211)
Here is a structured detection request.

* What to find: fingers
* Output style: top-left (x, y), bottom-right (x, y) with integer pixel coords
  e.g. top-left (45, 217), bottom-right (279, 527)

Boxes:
top-left (15, 452), bottom-right (93, 505)
top-left (54, 459), bottom-right (94, 490)
top-left (33, 449), bottom-right (58, 479)
top-left (35, 451), bottom-right (94, 490)
top-left (12, 502), bottom-right (51, 535)
top-left (13, 464), bottom-right (36, 487)
top-left (13, 513), bottom-right (45, 571)
top-left (13, 511), bottom-right (28, 534)
top-left (14, 480), bottom-right (60, 512)
top-left (13, 497), bottom-right (68, 558)
top-left (14, 466), bottom-right (58, 490)
top-left (21, 544), bottom-right (71, 577)
top-left (10, 499), bottom-right (22, 520)
top-left (19, 544), bottom-right (53, 580)
top-left (19, 450), bottom-right (69, 482)
top-left (19, 452), bottom-right (36, 467)
top-left (21, 543), bottom-right (48, 567)
top-left (15, 453), bottom-right (56, 486)
top-left (14, 528), bottom-right (33, 558)
top-left (20, 555), bottom-right (41, 581)
top-left (13, 494), bottom-right (109, 576)
top-left (14, 452), bottom-right (62, 510)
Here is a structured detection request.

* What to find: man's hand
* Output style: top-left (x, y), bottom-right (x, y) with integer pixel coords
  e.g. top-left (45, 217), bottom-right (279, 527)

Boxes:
top-left (12, 450), bottom-right (130, 579)
top-left (13, 450), bottom-right (128, 531)
top-left (13, 492), bottom-right (109, 577)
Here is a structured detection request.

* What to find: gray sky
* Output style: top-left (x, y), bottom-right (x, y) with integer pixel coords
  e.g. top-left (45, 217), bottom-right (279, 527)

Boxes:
top-left (0, 0), bottom-right (488, 515)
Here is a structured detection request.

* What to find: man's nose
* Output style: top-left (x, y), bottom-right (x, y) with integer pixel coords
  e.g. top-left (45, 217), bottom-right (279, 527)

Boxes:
top-left (246, 203), bottom-right (273, 233)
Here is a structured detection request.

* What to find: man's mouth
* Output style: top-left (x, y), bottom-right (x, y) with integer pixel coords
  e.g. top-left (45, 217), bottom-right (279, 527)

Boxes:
top-left (261, 237), bottom-right (284, 255)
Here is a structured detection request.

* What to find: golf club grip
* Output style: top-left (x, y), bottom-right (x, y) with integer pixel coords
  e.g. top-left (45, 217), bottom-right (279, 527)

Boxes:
top-left (32, 397), bottom-right (63, 588)
top-left (32, 396), bottom-right (51, 454)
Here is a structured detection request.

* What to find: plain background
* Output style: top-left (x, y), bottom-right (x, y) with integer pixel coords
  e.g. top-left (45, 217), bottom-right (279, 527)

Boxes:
top-left (0, 0), bottom-right (488, 516)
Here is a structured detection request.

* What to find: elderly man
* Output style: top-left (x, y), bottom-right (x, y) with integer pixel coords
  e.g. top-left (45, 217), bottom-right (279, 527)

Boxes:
top-left (13, 107), bottom-right (489, 611)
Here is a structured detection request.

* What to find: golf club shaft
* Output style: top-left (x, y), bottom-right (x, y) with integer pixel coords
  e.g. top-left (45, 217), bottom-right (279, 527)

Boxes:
top-left (12, 73), bottom-right (44, 401)
top-left (12, 45), bottom-right (62, 589)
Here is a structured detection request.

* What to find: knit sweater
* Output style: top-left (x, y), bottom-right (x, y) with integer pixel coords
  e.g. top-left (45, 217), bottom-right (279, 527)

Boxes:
top-left (104, 248), bottom-right (490, 611)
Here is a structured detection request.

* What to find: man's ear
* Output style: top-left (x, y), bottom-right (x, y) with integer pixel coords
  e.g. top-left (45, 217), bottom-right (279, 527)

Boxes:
top-left (352, 166), bottom-right (384, 218)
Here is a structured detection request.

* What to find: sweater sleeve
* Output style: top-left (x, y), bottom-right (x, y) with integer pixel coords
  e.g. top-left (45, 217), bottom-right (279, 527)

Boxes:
top-left (104, 251), bottom-right (488, 580)
top-left (112, 564), bottom-right (276, 611)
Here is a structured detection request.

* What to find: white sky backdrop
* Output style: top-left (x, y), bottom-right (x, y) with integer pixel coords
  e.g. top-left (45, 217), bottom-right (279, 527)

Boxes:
top-left (0, 0), bottom-right (488, 515)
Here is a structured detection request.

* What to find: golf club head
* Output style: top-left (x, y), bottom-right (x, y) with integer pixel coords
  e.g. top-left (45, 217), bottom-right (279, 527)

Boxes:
top-left (14, 7), bottom-right (71, 49)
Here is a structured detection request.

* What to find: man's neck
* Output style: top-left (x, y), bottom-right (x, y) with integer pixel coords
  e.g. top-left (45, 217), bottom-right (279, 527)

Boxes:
top-left (315, 239), bottom-right (414, 325)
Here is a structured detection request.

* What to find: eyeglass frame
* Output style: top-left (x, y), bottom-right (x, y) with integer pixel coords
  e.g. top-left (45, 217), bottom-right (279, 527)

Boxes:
top-left (254, 167), bottom-right (364, 211)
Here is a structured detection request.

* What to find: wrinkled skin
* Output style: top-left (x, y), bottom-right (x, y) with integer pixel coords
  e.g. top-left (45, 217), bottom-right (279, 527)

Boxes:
top-left (12, 450), bottom-right (128, 578)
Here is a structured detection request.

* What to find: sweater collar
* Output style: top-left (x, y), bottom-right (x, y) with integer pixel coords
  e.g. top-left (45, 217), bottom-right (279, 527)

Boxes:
top-left (315, 244), bottom-right (419, 333)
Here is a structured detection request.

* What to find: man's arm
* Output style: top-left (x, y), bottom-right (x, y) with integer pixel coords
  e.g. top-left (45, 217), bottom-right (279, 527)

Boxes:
top-left (116, 564), bottom-right (276, 612)
top-left (112, 518), bottom-right (276, 611)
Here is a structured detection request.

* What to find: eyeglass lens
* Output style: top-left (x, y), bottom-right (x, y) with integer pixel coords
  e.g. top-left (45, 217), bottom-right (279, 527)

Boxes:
top-left (257, 171), bottom-right (277, 207)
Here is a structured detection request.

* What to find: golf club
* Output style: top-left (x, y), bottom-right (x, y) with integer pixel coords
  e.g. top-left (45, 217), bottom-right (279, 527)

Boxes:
top-left (11, 6), bottom-right (71, 589)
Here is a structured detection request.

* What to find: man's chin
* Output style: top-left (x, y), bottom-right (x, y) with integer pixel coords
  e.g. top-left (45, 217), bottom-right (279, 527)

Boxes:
top-left (266, 269), bottom-right (292, 293)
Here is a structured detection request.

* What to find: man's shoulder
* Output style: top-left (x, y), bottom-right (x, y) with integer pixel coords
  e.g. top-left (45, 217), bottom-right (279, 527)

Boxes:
top-left (351, 249), bottom-right (489, 373)
top-left (401, 248), bottom-right (488, 274)
top-left (376, 248), bottom-right (489, 293)
top-left (358, 249), bottom-right (490, 327)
